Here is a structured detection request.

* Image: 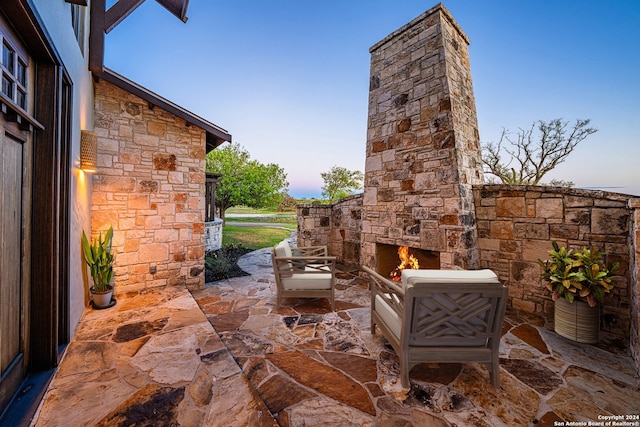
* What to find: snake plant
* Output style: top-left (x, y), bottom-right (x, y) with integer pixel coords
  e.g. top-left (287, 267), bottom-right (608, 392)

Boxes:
top-left (81, 227), bottom-right (114, 292)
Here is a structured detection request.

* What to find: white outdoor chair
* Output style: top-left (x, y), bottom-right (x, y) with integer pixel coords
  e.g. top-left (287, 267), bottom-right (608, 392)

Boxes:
top-left (363, 266), bottom-right (508, 387)
top-left (271, 240), bottom-right (336, 310)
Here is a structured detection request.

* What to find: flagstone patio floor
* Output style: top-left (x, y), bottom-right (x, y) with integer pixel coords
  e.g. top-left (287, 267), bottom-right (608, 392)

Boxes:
top-left (33, 236), bottom-right (640, 426)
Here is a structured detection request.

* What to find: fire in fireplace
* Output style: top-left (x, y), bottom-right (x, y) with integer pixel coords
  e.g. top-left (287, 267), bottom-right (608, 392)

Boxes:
top-left (389, 246), bottom-right (419, 282)
top-left (376, 243), bottom-right (440, 280)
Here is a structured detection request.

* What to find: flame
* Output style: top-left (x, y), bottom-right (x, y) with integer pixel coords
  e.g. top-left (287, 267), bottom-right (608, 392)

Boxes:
top-left (389, 246), bottom-right (420, 282)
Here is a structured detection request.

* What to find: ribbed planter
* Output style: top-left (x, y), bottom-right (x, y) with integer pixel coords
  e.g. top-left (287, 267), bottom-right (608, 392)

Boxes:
top-left (554, 298), bottom-right (599, 344)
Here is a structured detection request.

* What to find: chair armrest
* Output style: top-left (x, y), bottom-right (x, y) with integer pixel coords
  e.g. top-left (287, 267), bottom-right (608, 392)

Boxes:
top-left (363, 266), bottom-right (405, 316)
top-left (274, 255), bottom-right (336, 274)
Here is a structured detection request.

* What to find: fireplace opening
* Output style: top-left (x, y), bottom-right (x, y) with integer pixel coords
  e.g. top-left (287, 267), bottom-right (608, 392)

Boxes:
top-left (376, 243), bottom-right (440, 279)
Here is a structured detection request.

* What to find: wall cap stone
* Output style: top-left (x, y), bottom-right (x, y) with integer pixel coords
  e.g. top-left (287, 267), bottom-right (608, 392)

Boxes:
top-left (369, 2), bottom-right (469, 53)
top-left (475, 184), bottom-right (634, 203)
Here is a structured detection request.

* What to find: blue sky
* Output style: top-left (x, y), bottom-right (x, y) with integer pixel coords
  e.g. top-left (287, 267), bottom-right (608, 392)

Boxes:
top-left (104, 0), bottom-right (640, 198)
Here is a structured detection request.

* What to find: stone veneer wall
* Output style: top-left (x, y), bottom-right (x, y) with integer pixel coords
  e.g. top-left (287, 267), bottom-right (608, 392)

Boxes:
top-left (474, 185), bottom-right (633, 337)
top-left (628, 199), bottom-right (640, 373)
top-left (299, 186), bottom-right (640, 373)
top-left (92, 79), bottom-right (207, 293)
top-left (297, 194), bottom-right (363, 266)
top-left (361, 3), bottom-right (484, 271)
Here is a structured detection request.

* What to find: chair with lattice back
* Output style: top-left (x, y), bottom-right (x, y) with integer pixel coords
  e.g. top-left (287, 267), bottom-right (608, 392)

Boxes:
top-left (271, 240), bottom-right (336, 310)
top-left (363, 266), bottom-right (508, 387)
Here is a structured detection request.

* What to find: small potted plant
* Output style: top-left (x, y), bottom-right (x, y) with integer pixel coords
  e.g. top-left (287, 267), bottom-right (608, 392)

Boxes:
top-left (82, 226), bottom-right (115, 308)
top-left (538, 241), bottom-right (618, 343)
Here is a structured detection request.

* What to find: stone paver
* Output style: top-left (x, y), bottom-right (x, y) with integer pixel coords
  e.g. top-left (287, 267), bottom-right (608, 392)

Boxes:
top-left (32, 284), bottom-right (276, 426)
top-left (33, 237), bottom-right (640, 426)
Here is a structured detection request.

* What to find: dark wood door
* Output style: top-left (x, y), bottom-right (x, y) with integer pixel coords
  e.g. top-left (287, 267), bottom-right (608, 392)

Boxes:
top-left (0, 121), bottom-right (29, 413)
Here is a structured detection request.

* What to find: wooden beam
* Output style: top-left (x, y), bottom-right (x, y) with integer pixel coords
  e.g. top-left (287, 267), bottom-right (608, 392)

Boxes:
top-left (104, 0), bottom-right (147, 34)
top-left (88, 0), bottom-right (105, 72)
top-left (156, 0), bottom-right (189, 22)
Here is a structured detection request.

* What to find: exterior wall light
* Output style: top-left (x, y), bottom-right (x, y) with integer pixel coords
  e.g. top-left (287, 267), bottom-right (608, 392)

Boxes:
top-left (80, 130), bottom-right (98, 173)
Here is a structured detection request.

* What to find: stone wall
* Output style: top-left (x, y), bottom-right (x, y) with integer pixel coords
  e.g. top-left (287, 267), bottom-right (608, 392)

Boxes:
top-left (474, 185), bottom-right (632, 339)
top-left (299, 186), bottom-right (640, 372)
top-left (297, 194), bottom-right (362, 266)
top-left (92, 79), bottom-right (207, 293)
top-left (629, 199), bottom-right (640, 372)
top-left (362, 3), bottom-right (484, 271)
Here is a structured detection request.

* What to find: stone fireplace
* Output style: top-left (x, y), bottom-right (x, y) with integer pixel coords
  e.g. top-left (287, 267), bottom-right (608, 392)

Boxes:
top-left (361, 3), bottom-right (484, 273)
top-left (298, 3), bottom-right (639, 373)
top-left (376, 243), bottom-right (439, 279)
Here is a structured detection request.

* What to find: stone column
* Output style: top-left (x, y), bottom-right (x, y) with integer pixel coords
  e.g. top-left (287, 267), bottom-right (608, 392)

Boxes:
top-left (629, 198), bottom-right (640, 376)
top-left (362, 3), bottom-right (483, 270)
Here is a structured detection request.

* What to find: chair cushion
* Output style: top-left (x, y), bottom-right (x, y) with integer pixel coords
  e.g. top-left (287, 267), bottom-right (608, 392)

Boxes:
top-left (281, 273), bottom-right (333, 290)
top-left (274, 241), bottom-right (293, 258)
top-left (274, 241), bottom-right (293, 270)
top-left (402, 269), bottom-right (499, 285)
top-left (374, 294), bottom-right (401, 340)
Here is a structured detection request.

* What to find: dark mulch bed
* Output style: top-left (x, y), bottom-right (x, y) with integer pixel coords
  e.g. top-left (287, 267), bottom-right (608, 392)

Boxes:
top-left (205, 245), bottom-right (253, 282)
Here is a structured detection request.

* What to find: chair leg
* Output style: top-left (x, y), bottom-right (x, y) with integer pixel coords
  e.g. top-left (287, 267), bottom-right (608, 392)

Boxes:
top-left (490, 358), bottom-right (500, 387)
top-left (400, 357), bottom-right (410, 388)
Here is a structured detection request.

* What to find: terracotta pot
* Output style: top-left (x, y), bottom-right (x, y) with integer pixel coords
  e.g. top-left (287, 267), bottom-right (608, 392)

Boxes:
top-left (91, 284), bottom-right (114, 308)
top-left (554, 297), bottom-right (599, 344)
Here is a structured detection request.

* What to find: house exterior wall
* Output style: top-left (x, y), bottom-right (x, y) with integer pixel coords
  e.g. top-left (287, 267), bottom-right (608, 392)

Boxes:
top-left (92, 78), bottom-right (207, 293)
top-left (31, 0), bottom-right (94, 336)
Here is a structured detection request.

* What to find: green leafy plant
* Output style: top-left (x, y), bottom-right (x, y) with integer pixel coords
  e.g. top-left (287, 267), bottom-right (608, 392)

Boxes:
top-left (538, 241), bottom-right (618, 307)
top-left (82, 227), bottom-right (114, 292)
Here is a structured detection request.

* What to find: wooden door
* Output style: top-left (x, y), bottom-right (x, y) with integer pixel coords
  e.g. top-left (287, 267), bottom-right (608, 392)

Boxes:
top-left (0, 122), bottom-right (28, 412)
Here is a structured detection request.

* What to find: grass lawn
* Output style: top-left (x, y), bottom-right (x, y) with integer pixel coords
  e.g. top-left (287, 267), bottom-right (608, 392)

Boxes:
top-left (205, 208), bottom-right (296, 282)
top-left (226, 206), bottom-right (294, 215)
top-left (222, 225), bottom-right (292, 250)
top-left (226, 215), bottom-right (296, 224)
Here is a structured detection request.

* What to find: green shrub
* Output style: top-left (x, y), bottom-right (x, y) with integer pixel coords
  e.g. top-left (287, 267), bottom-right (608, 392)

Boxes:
top-left (205, 244), bottom-right (252, 282)
top-left (538, 241), bottom-right (618, 307)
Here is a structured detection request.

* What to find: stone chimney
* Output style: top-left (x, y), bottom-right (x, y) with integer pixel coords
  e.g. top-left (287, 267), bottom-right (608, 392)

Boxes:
top-left (361, 3), bottom-right (484, 271)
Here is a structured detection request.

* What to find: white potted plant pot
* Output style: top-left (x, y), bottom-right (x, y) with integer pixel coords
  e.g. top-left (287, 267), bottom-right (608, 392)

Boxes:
top-left (82, 226), bottom-right (116, 310)
top-left (91, 284), bottom-right (114, 309)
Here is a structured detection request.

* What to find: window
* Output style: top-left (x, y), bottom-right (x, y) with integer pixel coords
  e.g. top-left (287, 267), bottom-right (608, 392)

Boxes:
top-left (0, 38), bottom-right (27, 110)
top-left (16, 59), bottom-right (26, 108)
top-left (70, 4), bottom-right (85, 53)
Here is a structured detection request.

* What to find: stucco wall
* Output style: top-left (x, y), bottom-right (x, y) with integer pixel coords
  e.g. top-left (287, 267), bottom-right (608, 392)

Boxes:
top-left (92, 78), bottom-right (207, 292)
top-left (32, 0), bottom-right (94, 336)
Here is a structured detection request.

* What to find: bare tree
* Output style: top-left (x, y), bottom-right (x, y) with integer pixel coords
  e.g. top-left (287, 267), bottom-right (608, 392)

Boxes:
top-left (481, 118), bottom-right (597, 185)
